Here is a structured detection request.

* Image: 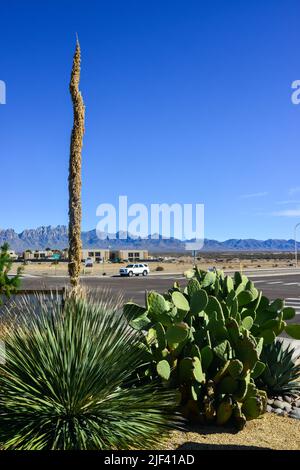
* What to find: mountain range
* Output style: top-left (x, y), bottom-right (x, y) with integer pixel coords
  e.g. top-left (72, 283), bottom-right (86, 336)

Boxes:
top-left (0, 226), bottom-right (299, 253)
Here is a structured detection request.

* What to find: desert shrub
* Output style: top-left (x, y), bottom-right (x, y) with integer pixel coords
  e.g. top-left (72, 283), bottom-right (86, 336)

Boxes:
top-left (0, 243), bottom-right (22, 305)
top-left (156, 266), bottom-right (164, 271)
top-left (0, 293), bottom-right (181, 450)
top-left (257, 340), bottom-right (300, 396)
top-left (123, 267), bottom-right (300, 429)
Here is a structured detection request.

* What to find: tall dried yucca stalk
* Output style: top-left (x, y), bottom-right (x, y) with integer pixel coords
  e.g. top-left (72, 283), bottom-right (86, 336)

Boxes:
top-left (68, 38), bottom-right (85, 291)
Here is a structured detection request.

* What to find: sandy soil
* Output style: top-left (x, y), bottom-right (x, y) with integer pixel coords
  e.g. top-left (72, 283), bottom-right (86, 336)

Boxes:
top-left (10, 257), bottom-right (296, 277)
top-left (162, 413), bottom-right (300, 450)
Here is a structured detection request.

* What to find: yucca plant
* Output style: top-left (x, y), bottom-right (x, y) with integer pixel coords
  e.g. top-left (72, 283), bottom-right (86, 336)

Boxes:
top-left (256, 340), bottom-right (300, 396)
top-left (0, 293), bottom-right (181, 450)
top-left (68, 38), bottom-right (85, 292)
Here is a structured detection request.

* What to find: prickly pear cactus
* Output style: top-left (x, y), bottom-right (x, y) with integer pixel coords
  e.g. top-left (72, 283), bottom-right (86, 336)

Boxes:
top-left (123, 267), bottom-right (300, 428)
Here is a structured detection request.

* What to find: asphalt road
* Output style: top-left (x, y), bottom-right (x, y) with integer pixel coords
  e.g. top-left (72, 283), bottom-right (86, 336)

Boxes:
top-left (16, 270), bottom-right (300, 323)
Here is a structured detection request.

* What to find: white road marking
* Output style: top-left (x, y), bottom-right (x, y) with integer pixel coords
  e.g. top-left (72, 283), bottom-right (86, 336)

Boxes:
top-left (249, 272), bottom-right (300, 278)
top-left (267, 281), bottom-right (283, 284)
top-left (162, 276), bottom-right (185, 280)
top-left (283, 282), bottom-right (300, 286)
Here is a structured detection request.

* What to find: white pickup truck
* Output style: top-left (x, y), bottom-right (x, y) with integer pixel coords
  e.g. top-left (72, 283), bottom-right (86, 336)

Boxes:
top-left (119, 263), bottom-right (150, 277)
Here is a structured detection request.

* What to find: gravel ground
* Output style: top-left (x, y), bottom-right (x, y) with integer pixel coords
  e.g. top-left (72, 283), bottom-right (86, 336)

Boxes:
top-left (267, 394), bottom-right (300, 420)
top-left (162, 413), bottom-right (300, 450)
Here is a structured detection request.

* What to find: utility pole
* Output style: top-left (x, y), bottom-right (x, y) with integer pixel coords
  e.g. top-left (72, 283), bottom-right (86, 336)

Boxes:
top-left (294, 222), bottom-right (300, 267)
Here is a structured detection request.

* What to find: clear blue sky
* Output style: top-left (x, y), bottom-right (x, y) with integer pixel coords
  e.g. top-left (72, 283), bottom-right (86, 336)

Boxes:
top-left (0, 0), bottom-right (299, 240)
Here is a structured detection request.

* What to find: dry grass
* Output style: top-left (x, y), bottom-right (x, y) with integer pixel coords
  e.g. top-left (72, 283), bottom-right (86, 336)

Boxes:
top-left (161, 413), bottom-right (300, 450)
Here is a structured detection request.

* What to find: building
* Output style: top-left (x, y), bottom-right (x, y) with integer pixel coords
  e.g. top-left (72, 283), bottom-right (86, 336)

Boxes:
top-left (81, 249), bottom-right (148, 262)
top-left (23, 249), bottom-right (68, 261)
top-left (8, 250), bottom-right (18, 260)
top-left (22, 248), bottom-right (149, 263)
top-left (110, 250), bottom-right (148, 262)
top-left (24, 249), bottom-right (53, 260)
top-left (81, 249), bottom-right (110, 263)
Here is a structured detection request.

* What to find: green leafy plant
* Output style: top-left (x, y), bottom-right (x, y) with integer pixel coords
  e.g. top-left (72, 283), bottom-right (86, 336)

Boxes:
top-left (124, 267), bottom-right (300, 428)
top-left (0, 293), bottom-right (181, 450)
top-left (257, 340), bottom-right (300, 396)
top-left (0, 243), bottom-right (22, 305)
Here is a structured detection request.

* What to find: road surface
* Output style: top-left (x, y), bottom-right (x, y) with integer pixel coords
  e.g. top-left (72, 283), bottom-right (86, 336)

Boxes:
top-left (16, 269), bottom-right (300, 321)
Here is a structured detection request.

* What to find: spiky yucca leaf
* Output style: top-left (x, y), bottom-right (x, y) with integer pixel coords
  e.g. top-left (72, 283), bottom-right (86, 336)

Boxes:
top-left (257, 340), bottom-right (300, 396)
top-left (0, 293), bottom-right (181, 450)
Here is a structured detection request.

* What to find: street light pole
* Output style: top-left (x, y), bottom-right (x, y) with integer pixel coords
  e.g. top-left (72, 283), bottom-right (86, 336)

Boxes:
top-left (294, 222), bottom-right (300, 268)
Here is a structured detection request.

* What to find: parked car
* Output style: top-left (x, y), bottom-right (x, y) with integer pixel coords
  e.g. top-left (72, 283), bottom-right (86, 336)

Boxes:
top-left (119, 263), bottom-right (150, 277)
top-left (85, 257), bottom-right (93, 268)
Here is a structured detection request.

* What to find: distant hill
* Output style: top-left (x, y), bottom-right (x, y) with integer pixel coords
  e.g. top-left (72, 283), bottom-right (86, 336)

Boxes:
top-left (0, 225), bottom-right (299, 253)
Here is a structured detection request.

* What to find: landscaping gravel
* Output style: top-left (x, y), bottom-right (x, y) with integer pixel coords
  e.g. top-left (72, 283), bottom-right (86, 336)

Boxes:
top-left (266, 394), bottom-right (300, 420)
top-left (162, 413), bottom-right (300, 450)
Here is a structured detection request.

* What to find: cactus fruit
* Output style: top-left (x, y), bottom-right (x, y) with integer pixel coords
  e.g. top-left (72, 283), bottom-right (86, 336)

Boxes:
top-left (216, 396), bottom-right (233, 425)
top-left (242, 396), bottom-right (263, 419)
top-left (203, 396), bottom-right (216, 422)
top-left (233, 403), bottom-right (247, 430)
